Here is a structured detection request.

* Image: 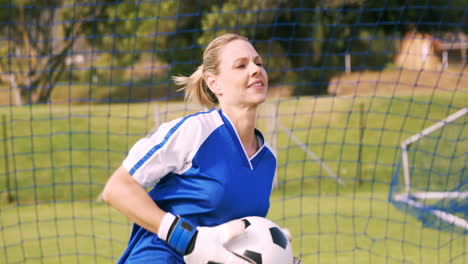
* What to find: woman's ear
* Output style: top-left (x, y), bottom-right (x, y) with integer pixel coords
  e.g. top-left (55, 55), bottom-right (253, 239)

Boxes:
top-left (204, 73), bottom-right (222, 96)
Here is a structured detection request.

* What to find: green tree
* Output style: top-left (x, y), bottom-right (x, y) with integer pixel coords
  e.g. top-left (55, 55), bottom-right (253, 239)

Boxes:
top-left (84, 0), bottom-right (218, 101)
top-left (0, 0), bottom-right (110, 104)
top-left (199, 0), bottom-right (467, 95)
top-left (2, 0), bottom-right (464, 102)
top-left (198, 0), bottom-right (358, 94)
top-left (362, 0), bottom-right (468, 34)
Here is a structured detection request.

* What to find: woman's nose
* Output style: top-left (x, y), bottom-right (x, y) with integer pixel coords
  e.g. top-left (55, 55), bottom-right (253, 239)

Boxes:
top-left (250, 62), bottom-right (260, 76)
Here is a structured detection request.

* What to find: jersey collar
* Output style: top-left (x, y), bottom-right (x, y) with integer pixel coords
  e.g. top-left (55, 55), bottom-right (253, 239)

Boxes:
top-left (217, 109), bottom-right (265, 170)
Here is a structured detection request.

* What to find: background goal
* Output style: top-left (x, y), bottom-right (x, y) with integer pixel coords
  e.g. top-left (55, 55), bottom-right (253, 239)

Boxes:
top-left (391, 108), bottom-right (467, 232)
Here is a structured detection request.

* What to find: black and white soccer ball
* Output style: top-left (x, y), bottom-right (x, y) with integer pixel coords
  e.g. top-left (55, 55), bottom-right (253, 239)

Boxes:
top-left (225, 216), bottom-right (293, 264)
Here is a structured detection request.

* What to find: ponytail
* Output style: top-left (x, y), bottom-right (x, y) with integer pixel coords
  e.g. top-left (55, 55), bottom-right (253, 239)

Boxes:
top-left (173, 33), bottom-right (248, 108)
top-left (173, 65), bottom-right (218, 109)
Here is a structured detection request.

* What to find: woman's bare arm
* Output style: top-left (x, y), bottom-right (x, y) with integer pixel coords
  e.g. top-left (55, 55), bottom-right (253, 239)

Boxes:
top-left (102, 166), bottom-right (165, 234)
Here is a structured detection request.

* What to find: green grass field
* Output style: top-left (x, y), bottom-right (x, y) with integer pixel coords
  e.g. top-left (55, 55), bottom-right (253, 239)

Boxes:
top-left (1, 89), bottom-right (467, 263)
top-left (1, 194), bottom-right (466, 264)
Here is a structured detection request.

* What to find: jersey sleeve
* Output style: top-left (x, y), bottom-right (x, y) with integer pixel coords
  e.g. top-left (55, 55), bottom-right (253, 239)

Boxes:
top-left (122, 117), bottom-right (193, 188)
top-left (122, 110), bottom-right (223, 188)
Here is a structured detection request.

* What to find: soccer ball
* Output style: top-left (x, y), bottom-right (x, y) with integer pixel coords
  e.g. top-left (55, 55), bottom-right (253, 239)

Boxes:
top-left (225, 216), bottom-right (293, 264)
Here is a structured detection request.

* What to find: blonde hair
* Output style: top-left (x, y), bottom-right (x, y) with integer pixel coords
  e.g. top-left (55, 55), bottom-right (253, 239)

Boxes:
top-left (173, 33), bottom-right (248, 108)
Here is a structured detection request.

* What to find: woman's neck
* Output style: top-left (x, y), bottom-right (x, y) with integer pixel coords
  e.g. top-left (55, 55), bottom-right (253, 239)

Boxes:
top-left (221, 106), bottom-right (259, 157)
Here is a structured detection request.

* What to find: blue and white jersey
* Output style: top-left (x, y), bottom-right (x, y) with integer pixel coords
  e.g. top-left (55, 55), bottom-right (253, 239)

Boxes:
top-left (118, 108), bottom-right (277, 263)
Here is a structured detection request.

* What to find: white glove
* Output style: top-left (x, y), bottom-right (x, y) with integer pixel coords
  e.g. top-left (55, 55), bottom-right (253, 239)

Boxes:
top-left (293, 257), bottom-right (302, 264)
top-left (158, 213), bottom-right (254, 264)
top-left (280, 227), bottom-right (302, 264)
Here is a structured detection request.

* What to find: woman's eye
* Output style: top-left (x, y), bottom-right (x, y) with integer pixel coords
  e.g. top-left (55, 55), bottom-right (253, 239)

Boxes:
top-left (236, 64), bottom-right (246, 68)
top-left (256, 63), bottom-right (263, 67)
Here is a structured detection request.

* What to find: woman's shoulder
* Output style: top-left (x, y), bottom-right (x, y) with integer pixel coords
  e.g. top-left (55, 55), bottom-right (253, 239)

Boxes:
top-left (150, 109), bottom-right (223, 139)
top-left (175, 108), bottom-right (223, 130)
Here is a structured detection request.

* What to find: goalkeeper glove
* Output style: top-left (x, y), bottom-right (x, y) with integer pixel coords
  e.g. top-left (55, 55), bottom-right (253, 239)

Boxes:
top-left (280, 227), bottom-right (302, 264)
top-left (293, 257), bottom-right (302, 264)
top-left (158, 213), bottom-right (254, 264)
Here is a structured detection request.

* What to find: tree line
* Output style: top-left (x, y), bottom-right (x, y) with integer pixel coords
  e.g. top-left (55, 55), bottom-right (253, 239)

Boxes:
top-left (0, 0), bottom-right (466, 104)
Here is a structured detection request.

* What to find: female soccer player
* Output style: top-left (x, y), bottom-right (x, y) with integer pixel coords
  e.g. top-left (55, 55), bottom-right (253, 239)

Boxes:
top-left (102, 33), bottom-right (276, 263)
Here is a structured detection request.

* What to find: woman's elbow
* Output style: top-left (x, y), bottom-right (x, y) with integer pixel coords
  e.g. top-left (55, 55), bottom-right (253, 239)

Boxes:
top-left (101, 181), bottom-right (114, 204)
top-left (102, 169), bottom-right (121, 204)
top-left (101, 166), bottom-right (131, 204)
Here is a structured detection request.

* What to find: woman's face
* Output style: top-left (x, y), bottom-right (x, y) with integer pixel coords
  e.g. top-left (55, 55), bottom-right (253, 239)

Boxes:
top-left (207, 39), bottom-right (268, 109)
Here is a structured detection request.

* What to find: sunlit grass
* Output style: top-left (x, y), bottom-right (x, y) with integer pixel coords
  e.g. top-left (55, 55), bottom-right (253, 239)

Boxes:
top-left (1, 91), bottom-right (467, 263)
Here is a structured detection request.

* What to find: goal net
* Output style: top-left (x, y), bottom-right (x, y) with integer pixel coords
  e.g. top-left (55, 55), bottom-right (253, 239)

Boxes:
top-left (1, 1), bottom-right (467, 263)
